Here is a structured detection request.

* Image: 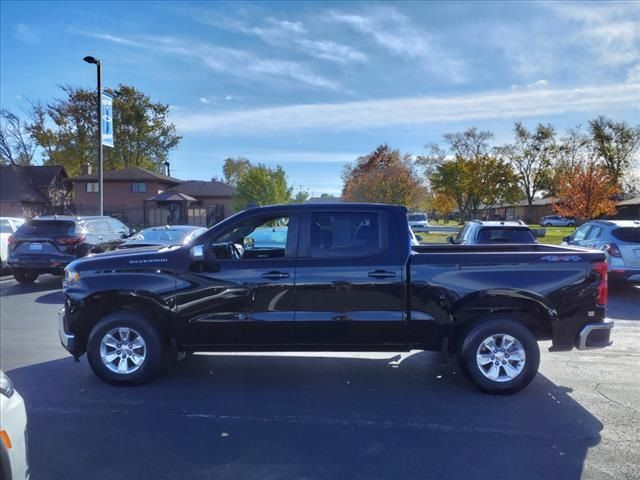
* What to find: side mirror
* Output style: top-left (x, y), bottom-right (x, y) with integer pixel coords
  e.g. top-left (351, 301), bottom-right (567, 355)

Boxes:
top-left (415, 235), bottom-right (423, 242)
top-left (190, 244), bottom-right (205, 261)
top-left (533, 229), bottom-right (546, 238)
top-left (446, 236), bottom-right (454, 244)
top-left (562, 235), bottom-right (571, 242)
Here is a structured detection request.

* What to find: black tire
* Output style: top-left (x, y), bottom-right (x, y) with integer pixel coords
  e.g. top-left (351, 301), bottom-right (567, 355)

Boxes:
top-left (13, 269), bottom-right (38, 284)
top-left (87, 310), bottom-right (166, 386)
top-left (459, 318), bottom-right (540, 395)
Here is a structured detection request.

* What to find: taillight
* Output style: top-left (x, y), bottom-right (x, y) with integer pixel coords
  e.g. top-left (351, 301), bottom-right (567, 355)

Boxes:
top-left (7, 235), bottom-right (16, 245)
top-left (605, 243), bottom-right (622, 258)
top-left (56, 235), bottom-right (86, 246)
top-left (592, 261), bottom-right (608, 306)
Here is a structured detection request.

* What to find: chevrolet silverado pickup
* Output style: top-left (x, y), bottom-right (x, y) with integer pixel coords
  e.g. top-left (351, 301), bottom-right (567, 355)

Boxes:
top-left (58, 203), bottom-right (613, 394)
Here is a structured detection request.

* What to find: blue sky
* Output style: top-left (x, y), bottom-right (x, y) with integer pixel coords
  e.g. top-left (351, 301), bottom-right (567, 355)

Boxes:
top-left (1, 1), bottom-right (639, 195)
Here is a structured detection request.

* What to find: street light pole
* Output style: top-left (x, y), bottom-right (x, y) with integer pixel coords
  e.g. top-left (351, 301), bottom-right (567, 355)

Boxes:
top-left (83, 56), bottom-right (103, 215)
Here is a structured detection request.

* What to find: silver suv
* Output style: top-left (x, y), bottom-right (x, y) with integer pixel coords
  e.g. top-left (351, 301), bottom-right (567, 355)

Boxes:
top-left (540, 215), bottom-right (575, 227)
top-left (562, 220), bottom-right (640, 282)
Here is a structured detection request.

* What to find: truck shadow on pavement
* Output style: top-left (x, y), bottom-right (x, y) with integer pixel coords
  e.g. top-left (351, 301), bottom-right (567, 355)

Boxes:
top-left (8, 350), bottom-right (603, 480)
top-left (608, 283), bottom-right (640, 320)
top-left (0, 275), bottom-right (61, 297)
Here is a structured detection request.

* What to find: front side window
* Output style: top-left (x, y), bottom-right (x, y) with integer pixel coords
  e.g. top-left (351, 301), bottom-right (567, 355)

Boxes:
top-left (131, 182), bottom-right (147, 193)
top-left (309, 211), bottom-right (383, 258)
top-left (586, 226), bottom-right (602, 240)
top-left (86, 182), bottom-right (99, 192)
top-left (208, 214), bottom-right (291, 260)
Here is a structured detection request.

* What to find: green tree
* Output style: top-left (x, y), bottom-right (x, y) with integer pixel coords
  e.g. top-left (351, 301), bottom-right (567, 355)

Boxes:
top-left (234, 163), bottom-right (292, 209)
top-left (291, 190), bottom-right (310, 203)
top-left (342, 144), bottom-right (425, 207)
top-left (430, 155), bottom-right (521, 222)
top-left (589, 116), bottom-right (640, 188)
top-left (223, 157), bottom-right (252, 187)
top-left (28, 84), bottom-right (180, 176)
top-left (497, 122), bottom-right (556, 207)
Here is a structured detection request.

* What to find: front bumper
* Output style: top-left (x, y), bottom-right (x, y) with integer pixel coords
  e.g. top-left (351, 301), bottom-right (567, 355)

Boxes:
top-left (57, 308), bottom-right (77, 355)
top-left (0, 389), bottom-right (29, 480)
top-left (577, 320), bottom-right (614, 350)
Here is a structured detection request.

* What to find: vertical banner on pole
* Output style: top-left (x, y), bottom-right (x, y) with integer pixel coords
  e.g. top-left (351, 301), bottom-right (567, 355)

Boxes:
top-left (101, 93), bottom-right (114, 147)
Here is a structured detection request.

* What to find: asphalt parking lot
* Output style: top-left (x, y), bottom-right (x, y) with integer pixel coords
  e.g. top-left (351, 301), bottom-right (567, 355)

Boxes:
top-left (0, 275), bottom-right (638, 480)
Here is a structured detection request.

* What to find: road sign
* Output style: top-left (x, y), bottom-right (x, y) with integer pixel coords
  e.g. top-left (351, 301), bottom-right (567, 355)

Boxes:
top-left (101, 93), bottom-right (114, 147)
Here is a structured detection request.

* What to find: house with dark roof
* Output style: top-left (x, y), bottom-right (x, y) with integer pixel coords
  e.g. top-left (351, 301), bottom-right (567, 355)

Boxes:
top-left (0, 165), bottom-right (71, 218)
top-left (69, 166), bottom-right (235, 227)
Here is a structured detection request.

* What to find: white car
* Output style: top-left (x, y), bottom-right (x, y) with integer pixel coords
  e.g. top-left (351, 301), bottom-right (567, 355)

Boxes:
top-left (407, 212), bottom-right (429, 230)
top-left (0, 371), bottom-right (29, 480)
top-left (0, 218), bottom-right (25, 269)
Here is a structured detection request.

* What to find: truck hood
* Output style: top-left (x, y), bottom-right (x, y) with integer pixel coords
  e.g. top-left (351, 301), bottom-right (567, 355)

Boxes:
top-left (67, 245), bottom-right (184, 272)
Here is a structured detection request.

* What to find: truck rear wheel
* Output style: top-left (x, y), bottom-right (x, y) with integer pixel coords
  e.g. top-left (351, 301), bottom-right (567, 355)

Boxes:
top-left (87, 310), bottom-right (166, 386)
top-left (13, 269), bottom-right (38, 284)
top-left (459, 319), bottom-right (540, 394)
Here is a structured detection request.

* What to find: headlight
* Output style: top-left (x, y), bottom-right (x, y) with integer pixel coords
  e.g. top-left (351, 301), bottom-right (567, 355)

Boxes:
top-left (64, 268), bottom-right (79, 286)
top-left (0, 371), bottom-right (14, 398)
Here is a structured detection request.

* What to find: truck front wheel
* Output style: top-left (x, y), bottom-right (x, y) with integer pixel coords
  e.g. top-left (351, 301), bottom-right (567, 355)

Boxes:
top-left (87, 310), bottom-right (166, 386)
top-left (459, 319), bottom-right (540, 394)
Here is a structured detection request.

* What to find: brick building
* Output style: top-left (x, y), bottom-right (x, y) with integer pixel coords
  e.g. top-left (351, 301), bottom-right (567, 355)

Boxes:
top-left (0, 165), bottom-right (71, 218)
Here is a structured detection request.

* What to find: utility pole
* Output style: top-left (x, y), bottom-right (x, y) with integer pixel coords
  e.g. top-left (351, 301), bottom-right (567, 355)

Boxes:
top-left (83, 56), bottom-right (103, 215)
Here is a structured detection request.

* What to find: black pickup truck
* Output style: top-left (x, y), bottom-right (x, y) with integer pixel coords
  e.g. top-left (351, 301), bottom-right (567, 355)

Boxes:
top-left (58, 203), bottom-right (613, 394)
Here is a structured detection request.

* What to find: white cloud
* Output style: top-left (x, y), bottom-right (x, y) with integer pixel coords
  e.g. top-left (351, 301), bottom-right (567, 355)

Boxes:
top-left (198, 15), bottom-right (367, 65)
top-left (199, 97), bottom-right (211, 104)
top-left (542, 2), bottom-right (640, 67)
top-left (70, 30), bottom-right (340, 91)
top-left (326, 8), bottom-right (466, 83)
top-left (173, 82), bottom-right (640, 135)
top-left (14, 24), bottom-right (39, 44)
top-left (627, 64), bottom-right (640, 83)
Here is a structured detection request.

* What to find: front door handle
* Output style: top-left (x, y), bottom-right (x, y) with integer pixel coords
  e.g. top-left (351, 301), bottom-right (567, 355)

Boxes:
top-left (261, 271), bottom-right (290, 280)
top-left (368, 270), bottom-right (396, 279)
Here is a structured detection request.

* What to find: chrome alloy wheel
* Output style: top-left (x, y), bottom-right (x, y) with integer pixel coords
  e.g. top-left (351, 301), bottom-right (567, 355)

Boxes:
top-left (475, 333), bottom-right (526, 382)
top-left (99, 327), bottom-right (147, 375)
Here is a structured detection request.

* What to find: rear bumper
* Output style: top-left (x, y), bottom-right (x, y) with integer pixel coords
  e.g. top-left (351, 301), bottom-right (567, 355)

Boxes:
top-left (577, 320), bottom-right (614, 350)
top-left (609, 269), bottom-right (640, 282)
top-left (8, 254), bottom-right (74, 273)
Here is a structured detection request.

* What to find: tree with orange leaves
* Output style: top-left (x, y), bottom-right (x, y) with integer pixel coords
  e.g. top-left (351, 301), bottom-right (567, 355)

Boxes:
top-left (553, 161), bottom-right (619, 220)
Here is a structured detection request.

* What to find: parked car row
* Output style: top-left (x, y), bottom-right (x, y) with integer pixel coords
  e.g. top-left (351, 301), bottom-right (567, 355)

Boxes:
top-left (4, 214), bottom-right (209, 284)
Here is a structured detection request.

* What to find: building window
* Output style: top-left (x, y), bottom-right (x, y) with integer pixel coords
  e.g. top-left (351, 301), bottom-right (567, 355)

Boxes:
top-left (86, 182), bottom-right (99, 193)
top-left (131, 182), bottom-right (147, 193)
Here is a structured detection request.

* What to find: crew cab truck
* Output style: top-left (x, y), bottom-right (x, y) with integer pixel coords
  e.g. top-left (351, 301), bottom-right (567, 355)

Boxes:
top-left (58, 203), bottom-right (613, 394)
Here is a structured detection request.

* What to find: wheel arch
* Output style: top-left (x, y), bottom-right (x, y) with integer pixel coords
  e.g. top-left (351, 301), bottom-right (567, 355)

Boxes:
top-left (71, 290), bottom-right (173, 354)
top-left (450, 289), bottom-right (557, 349)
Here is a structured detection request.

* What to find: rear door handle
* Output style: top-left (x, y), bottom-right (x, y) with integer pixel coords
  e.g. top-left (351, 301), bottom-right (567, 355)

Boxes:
top-left (261, 271), bottom-right (290, 280)
top-left (368, 270), bottom-right (396, 279)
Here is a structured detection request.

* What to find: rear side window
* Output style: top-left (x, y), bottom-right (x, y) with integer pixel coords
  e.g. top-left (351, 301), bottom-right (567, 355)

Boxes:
top-left (85, 220), bottom-right (112, 233)
top-left (612, 227), bottom-right (640, 243)
top-left (476, 227), bottom-right (536, 243)
top-left (310, 211), bottom-right (384, 257)
top-left (17, 220), bottom-right (76, 236)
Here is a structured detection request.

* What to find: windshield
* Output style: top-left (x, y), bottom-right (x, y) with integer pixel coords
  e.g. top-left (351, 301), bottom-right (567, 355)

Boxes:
top-left (476, 227), bottom-right (536, 243)
top-left (133, 227), bottom-right (196, 243)
top-left (17, 220), bottom-right (76, 236)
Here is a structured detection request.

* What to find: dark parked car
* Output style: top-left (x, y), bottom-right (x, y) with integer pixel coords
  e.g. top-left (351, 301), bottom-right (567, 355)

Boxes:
top-left (8, 215), bottom-right (131, 283)
top-left (562, 219), bottom-right (640, 282)
top-left (58, 203), bottom-right (612, 394)
top-left (118, 225), bottom-right (207, 249)
top-left (447, 220), bottom-right (537, 244)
